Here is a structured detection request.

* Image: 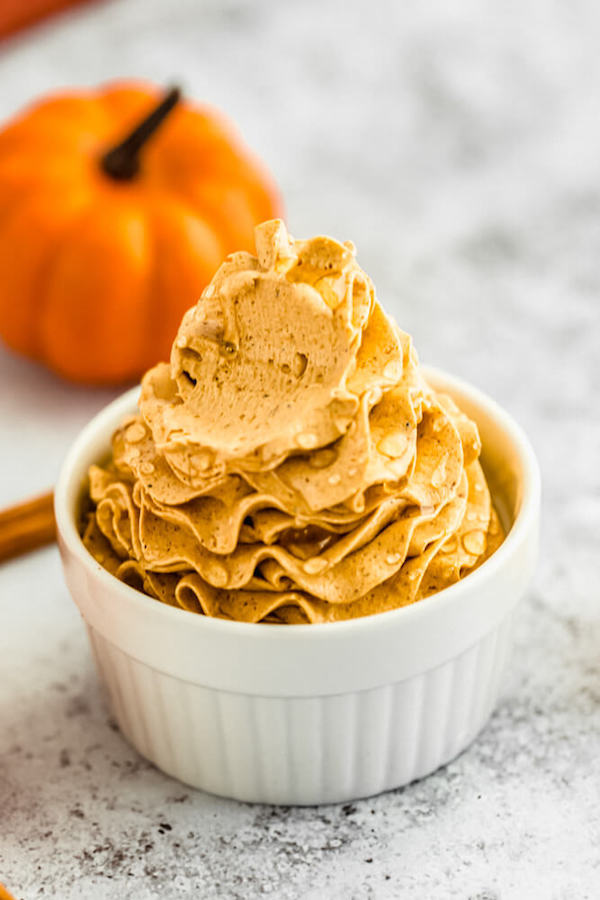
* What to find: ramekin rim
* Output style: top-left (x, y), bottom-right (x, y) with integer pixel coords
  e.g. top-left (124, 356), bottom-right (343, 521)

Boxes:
top-left (54, 365), bottom-right (541, 641)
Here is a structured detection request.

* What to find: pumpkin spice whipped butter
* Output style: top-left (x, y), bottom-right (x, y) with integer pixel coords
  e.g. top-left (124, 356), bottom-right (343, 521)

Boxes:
top-left (82, 220), bottom-right (503, 624)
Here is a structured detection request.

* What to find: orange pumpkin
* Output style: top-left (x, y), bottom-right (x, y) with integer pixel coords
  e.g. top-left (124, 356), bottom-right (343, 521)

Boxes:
top-left (0, 81), bottom-right (283, 383)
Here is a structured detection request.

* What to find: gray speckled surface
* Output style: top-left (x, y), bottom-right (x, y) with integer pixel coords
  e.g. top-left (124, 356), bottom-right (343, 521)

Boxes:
top-left (1, 1), bottom-right (599, 897)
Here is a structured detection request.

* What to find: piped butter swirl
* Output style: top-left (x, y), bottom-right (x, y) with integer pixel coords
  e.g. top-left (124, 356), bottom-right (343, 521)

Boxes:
top-left (82, 220), bottom-right (503, 623)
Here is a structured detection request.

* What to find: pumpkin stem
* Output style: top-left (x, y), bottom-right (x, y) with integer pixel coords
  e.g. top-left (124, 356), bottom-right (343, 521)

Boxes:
top-left (101, 86), bottom-right (181, 181)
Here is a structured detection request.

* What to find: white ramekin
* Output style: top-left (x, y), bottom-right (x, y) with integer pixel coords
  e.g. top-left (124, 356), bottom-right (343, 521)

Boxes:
top-left (55, 367), bottom-right (540, 805)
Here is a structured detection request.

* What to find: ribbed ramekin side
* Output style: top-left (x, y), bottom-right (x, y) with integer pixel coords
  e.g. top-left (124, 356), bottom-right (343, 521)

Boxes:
top-left (86, 613), bottom-right (515, 805)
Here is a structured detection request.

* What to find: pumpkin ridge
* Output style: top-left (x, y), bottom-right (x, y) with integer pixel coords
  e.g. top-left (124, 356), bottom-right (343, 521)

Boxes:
top-left (39, 198), bottom-right (153, 383)
top-left (169, 180), bottom-right (256, 252)
top-left (143, 191), bottom-right (225, 365)
top-left (0, 189), bottom-right (92, 359)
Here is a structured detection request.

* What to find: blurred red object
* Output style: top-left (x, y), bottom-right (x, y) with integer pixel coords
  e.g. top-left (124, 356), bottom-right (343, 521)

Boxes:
top-left (0, 0), bottom-right (92, 38)
top-left (0, 881), bottom-right (17, 900)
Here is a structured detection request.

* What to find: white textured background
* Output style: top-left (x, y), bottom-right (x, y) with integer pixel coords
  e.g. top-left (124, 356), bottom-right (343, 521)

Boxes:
top-left (1, 1), bottom-right (599, 898)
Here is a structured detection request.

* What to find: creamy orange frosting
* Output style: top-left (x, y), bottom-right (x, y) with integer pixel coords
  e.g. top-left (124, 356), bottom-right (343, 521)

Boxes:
top-left (82, 220), bottom-right (503, 623)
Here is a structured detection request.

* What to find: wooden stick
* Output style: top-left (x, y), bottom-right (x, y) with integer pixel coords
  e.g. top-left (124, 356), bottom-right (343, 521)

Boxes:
top-left (0, 491), bottom-right (56, 564)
